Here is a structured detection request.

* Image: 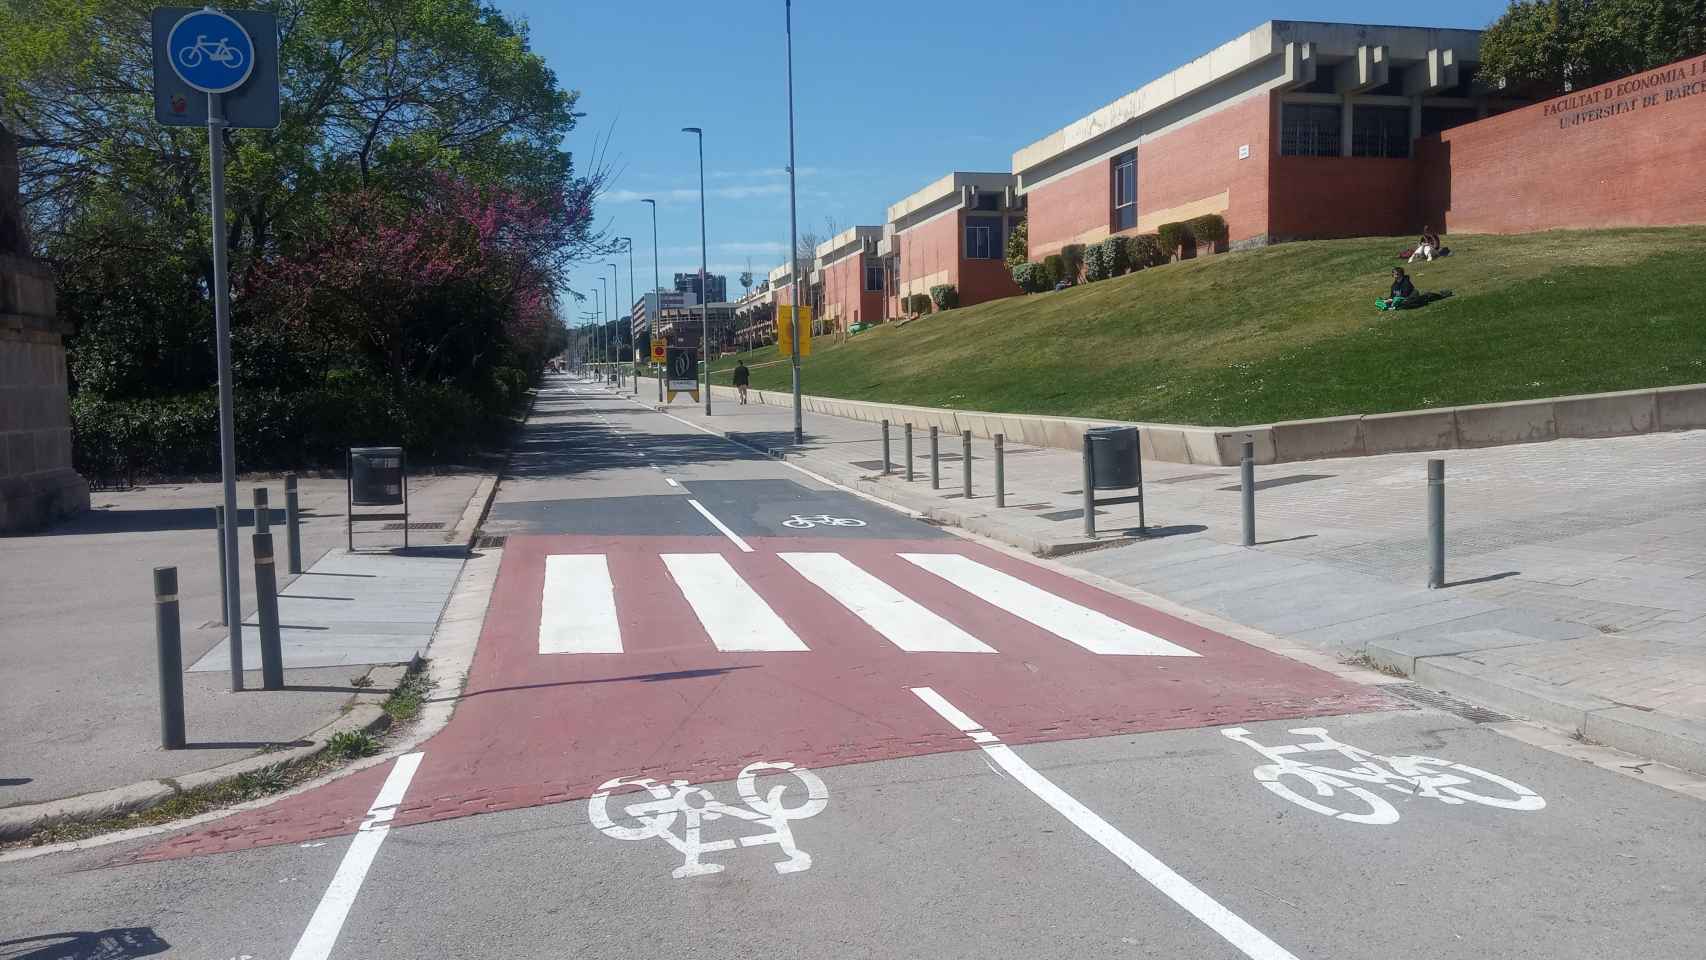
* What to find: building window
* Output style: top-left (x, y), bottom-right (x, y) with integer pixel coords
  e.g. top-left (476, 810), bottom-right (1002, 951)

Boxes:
top-left (1112, 151), bottom-right (1137, 231)
top-left (864, 262), bottom-right (883, 292)
top-left (1280, 103), bottom-right (1341, 157)
top-left (964, 216), bottom-right (1001, 259)
top-left (1353, 105), bottom-right (1411, 158)
top-left (1420, 106), bottom-right (1478, 136)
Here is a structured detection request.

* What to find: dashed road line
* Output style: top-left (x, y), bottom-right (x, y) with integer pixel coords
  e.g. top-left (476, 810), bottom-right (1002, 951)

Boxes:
top-left (910, 688), bottom-right (1300, 960)
top-left (686, 498), bottom-right (753, 552)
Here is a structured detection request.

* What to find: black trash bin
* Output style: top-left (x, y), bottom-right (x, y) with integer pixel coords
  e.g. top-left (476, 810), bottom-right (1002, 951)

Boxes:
top-left (347, 446), bottom-right (409, 549)
top-left (1086, 426), bottom-right (1140, 489)
top-left (349, 446), bottom-right (405, 505)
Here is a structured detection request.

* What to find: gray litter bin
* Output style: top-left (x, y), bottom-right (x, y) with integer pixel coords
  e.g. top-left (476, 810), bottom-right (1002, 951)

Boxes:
top-left (349, 446), bottom-right (404, 505)
top-left (1086, 426), bottom-right (1140, 489)
top-left (347, 446), bottom-right (409, 549)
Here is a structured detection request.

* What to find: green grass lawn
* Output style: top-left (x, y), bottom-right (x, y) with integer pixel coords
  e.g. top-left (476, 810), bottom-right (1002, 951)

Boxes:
top-left (709, 228), bottom-right (1706, 425)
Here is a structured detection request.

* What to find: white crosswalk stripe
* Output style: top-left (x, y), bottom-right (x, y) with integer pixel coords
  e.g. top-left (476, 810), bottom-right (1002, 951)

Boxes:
top-left (537, 550), bottom-right (1199, 658)
top-left (898, 553), bottom-right (1199, 657)
top-left (778, 552), bottom-right (995, 653)
top-left (662, 553), bottom-right (809, 652)
top-left (539, 555), bottom-right (622, 653)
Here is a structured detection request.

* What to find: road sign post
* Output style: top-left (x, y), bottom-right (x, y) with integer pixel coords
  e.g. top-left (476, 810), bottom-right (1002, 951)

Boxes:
top-left (154, 7), bottom-right (279, 690)
top-left (666, 346), bottom-right (700, 405)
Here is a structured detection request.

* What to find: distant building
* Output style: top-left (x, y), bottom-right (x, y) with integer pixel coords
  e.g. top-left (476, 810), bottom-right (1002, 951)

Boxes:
top-left (674, 272), bottom-right (727, 304)
top-left (631, 290), bottom-right (694, 338)
top-left (885, 171), bottom-right (1026, 313)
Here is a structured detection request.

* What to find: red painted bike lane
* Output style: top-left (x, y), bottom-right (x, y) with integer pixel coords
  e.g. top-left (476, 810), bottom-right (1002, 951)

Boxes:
top-left (134, 533), bottom-right (1394, 862)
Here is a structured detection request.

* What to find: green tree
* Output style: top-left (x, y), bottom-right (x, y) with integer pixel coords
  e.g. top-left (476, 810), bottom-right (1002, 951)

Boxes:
top-left (1005, 219), bottom-right (1028, 268)
top-left (1479, 0), bottom-right (1706, 97)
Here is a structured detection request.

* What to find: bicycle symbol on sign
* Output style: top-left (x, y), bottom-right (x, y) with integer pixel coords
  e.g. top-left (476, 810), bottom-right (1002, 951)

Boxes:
top-left (781, 514), bottom-right (867, 529)
top-left (178, 35), bottom-right (246, 71)
top-left (588, 761), bottom-right (828, 879)
top-left (1222, 726), bottom-right (1546, 825)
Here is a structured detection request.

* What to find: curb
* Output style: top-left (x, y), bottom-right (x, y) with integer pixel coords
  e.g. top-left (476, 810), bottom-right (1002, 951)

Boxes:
top-left (1369, 644), bottom-right (1706, 776)
top-left (0, 680), bottom-right (398, 843)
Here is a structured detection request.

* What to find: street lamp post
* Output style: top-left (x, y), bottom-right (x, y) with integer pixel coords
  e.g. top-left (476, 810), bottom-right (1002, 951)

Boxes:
top-left (682, 126), bottom-right (711, 415)
top-left (784, 1), bottom-right (804, 444)
top-left (621, 239), bottom-right (638, 394)
top-left (600, 276), bottom-right (611, 381)
top-left (641, 199), bottom-right (663, 402)
top-left (593, 285), bottom-right (604, 380)
top-left (608, 262), bottom-right (621, 384)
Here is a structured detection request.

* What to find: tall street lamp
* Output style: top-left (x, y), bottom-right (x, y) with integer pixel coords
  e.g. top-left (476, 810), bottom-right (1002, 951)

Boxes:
top-left (593, 284), bottom-right (604, 378)
top-left (608, 262), bottom-right (621, 381)
top-left (682, 126), bottom-right (711, 415)
top-left (783, 1), bottom-right (804, 443)
top-left (620, 238), bottom-right (638, 394)
top-left (600, 276), bottom-right (611, 378)
top-left (641, 199), bottom-right (663, 402)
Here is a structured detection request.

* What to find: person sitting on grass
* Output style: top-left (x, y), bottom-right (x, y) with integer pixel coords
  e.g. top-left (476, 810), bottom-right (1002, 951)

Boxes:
top-left (1409, 226), bottom-right (1441, 263)
top-left (1377, 267), bottom-right (1417, 310)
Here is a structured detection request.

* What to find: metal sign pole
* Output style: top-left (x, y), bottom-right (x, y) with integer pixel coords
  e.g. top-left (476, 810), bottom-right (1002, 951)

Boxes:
top-left (785, 0), bottom-right (804, 444)
top-left (208, 91), bottom-right (244, 690)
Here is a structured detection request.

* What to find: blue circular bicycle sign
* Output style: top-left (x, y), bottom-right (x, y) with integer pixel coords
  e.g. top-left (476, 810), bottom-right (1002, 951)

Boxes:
top-left (167, 9), bottom-right (255, 94)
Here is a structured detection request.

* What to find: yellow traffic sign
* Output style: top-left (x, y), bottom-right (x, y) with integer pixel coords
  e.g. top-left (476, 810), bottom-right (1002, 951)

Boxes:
top-left (777, 306), bottom-right (812, 359)
top-left (650, 339), bottom-right (666, 363)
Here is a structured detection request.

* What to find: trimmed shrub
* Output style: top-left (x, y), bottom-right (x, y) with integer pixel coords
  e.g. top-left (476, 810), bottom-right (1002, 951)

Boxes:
top-left (929, 284), bottom-right (959, 311)
top-left (1128, 234), bottom-right (1167, 270)
top-left (1042, 254), bottom-right (1065, 287)
top-left (1011, 262), bottom-right (1038, 292)
top-left (1104, 236), bottom-right (1132, 277)
top-left (1082, 241), bottom-right (1110, 282)
top-left (907, 292), bottom-right (932, 315)
top-left (1059, 244), bottom-right (1086, 283)
top-left (1156, 222), bottom-right (1190, 259)
top-left (1005, 220), bottom-right (1029, 268)
top-left (1185, 213), bottom-right (1229, 252)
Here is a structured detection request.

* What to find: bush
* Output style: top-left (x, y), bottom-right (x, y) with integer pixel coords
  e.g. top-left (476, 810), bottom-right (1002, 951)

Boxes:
top-left (1103, 236), bottom-right (1131, 276)
top-left (1011, 262), bottom-right (1038, 292)
top-left (1128, 234), bottom-right (1167, 270)
top-left (1185, 214), bottom-right (1228, 251)
top-left (1005, 220), bottom-right (1029, 268)
top-left (1156, 222), bottom-right (1190, 259)
top-left (1059, 244), bottom-right (1085, 284)
top-left (929, 284), bottom-right (959, 311)
top-left (1082, 242), bottom-right (1110, 283)
top-left (1041, 254), bottom-right (1066, 288)
top-left (907, 292), bottom-right (932, 315)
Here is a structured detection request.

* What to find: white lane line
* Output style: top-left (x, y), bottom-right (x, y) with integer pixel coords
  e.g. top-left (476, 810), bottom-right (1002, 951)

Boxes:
top-left (665, 478), bottom-right (680, 487)
top-left (778, 553), bottom-right (994, 653)
top-left (908, 689), bottom-right (1299, 960)
top-left (899, 554), bottom-right (1198, 656)
top-left (289, 752), bottom-right (426, 960)
top-left (687, 498), bottom-right (753, 553)
top-left (662, 553), bottom-right (807, 651)
top-left (539, 555), bottom-right (622, 653)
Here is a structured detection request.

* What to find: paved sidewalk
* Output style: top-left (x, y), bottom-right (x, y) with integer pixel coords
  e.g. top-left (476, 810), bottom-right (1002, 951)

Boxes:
top-left (0, 471), bottom-right (488, 813)
top-left (635, 379), bottom-right (1706, 773)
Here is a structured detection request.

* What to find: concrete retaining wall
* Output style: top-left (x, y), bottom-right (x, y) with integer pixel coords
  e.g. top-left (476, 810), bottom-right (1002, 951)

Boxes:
top-left (727, 381), bottom-right (1706, 466)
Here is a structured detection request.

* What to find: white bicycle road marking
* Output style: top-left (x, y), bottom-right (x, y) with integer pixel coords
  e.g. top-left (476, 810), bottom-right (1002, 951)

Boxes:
top-left (781, 514), bottom-right (867, 529)
top-left (1222, 726), bottom-right (1546, 825)
top-left (589, 761), bottom-right (828, 878)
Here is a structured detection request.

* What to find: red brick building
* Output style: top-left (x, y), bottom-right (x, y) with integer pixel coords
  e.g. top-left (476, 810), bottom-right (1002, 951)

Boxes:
top-left (1012, 21), bottom-right (1509, 258)
top-left (884, 172), bottom-right (1025, 313)
top-left (814, 226), bottom-right (885, 331)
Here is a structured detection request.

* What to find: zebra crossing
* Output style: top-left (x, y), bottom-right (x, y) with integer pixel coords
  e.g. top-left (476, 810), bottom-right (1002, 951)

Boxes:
top-left (537, 550), bottom-right (1201, 658)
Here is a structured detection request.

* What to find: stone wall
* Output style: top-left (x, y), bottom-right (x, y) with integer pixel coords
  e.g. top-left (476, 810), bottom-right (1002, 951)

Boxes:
top-left (0, 129), bottom-right (88, 532)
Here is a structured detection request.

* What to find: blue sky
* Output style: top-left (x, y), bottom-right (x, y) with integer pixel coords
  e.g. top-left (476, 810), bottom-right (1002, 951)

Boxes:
top-left (507, 1), bottom-right (1508, 313)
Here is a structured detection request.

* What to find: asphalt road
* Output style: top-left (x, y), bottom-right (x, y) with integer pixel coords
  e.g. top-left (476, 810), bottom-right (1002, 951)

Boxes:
top-left (6, 375), bottom-right (1704, 960)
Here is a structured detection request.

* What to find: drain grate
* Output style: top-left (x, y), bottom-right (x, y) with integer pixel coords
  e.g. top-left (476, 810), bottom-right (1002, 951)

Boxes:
top-left (1382, 682), bottom-right (1512, 724)
top-left (474, 534), bottom-right (508, 549)
top-left (382, 521), bottom-right (447, 531)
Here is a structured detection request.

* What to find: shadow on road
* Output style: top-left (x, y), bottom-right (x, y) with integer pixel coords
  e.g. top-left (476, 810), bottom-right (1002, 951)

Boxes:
top-left (0, 928), bottom-right (170, 959)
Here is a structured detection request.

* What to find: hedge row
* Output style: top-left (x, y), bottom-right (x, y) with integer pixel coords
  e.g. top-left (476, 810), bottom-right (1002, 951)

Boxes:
top-left (71, 370), bottom-right (528, 485)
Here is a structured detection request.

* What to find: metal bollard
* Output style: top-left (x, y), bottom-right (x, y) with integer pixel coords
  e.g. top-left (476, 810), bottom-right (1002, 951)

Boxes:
top-left (253, 486), bottom-right (270, 534)
top-left (1240, 440), bottom-right (1256, 547)
top-left (962, 430), bottom-right (973, 499)
top-left (285, 472), bottom-right (302, 575)
top-left (253, 528), bottom-right (285, 690)
top-left (994, 434), bottom-right (1005, 508)
top-left (1082, 437), bottom-right (1097, 539)
top-left (904, 424), bottom-right (914, 482)
top-left (213, 505), bottom-right (229, 626)
top-left (154, 566), bottom-right (186, 749)
top-left (881, 420), bottom-right (892, 475)
top-left (1427, 458), bottom-right (1445, 589)
top-left (930, 426), bottom-right (940, 490)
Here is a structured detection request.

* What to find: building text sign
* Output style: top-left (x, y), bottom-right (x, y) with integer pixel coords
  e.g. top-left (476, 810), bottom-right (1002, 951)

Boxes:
top-left (1546, 56), bottom-right (1706, 131)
